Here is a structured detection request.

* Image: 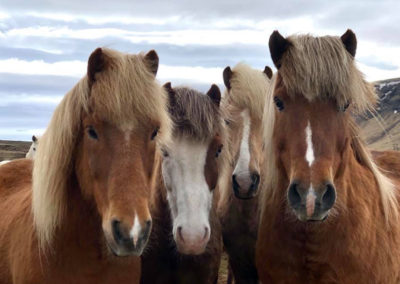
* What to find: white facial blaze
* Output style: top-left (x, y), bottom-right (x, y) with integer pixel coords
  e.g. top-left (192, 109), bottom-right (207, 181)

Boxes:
top-left (130, 214), bottom-right (141, 246)
top-left (161, 139), bottom-right (212, 239)
top-left (305, 121), bottom-right (316, 217)
top-left (233, 110), bottom-right (251, 177)
top-left (305, 121), bottom-right (314, 167)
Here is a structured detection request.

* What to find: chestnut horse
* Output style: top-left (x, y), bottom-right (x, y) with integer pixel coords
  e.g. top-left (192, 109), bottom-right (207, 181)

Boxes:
top-left (0, 48), bottom-right (172, 283)
top-left (217, 63), bottom-right (272, 284)
top-left (256, 30), bottom-right (400, 283)
top-left (141, 84), bottom-right (224, 284)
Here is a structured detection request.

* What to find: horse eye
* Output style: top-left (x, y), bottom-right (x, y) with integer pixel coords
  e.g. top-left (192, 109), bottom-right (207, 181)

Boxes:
top-left (215, 145), bottom-right (223, 158)
top-left (161, 148), bottom-right (169, 158)
top-left (151, 127), bottom-right (159, 140)
top-left (87, 126), bottom-right (98, 140)
top-left (338, 102), bottom-right (350, 112)
top-left (274, 96), bottom-right (284, 111)
top-left (33, 148), bottom-right (36, 151)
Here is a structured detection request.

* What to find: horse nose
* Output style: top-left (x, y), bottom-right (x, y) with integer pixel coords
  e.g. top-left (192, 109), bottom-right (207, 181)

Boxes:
top-left (287, 182), bottom-right (336, 221)
top-left (232, 172), bottom-right (260, 200)
top-left (175, 225), bottom-right (210, 255)
top-left (110, 218), bottom-right (152, 256)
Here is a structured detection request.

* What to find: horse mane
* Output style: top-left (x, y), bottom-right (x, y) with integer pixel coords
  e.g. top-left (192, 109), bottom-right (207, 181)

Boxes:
top-left (33, 48), bottom-right (171, 248)
top-left (279, 34), bottom-right (377, 114)
top-left (261, 36), bottom-right (399, 222)
top-left (168, 86), bottom-right (222, 142)
top-left (259, 74), bottom-right (278, 216)
top-left (349, 120), bottom-right (399, 222)
top-left (222, 63), bottom-right (272, 122)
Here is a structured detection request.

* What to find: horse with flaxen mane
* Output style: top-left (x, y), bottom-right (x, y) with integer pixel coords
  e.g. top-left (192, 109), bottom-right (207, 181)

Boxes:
top-left (141, 84), bottom-right (224, 284)
top-left (217, 63), bottom-right (272, 284)
top-left (256, 29), bottom-right (400, 283)
top-left (0, 48), bottom-right (172, 283)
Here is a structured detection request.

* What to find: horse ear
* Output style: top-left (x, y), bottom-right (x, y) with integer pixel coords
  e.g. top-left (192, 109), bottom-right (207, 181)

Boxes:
top-left (144, 49), bottom-right (159, 76)
top-left (263, 66), bottom-right (273, 79)
top-left (32, 135), bottom-right (37, 142)
top-left (269, 30), bottom-right (290, 69)
top-left (87, 48), bottom-right (105, 84)
top-left (207, 84), bottom-right (221, 107)
top-left (223, 66), bottom-right (232, 89)
top-left (163, 82), bottom-right (176, 106)
top-left (341, 29), bottom-right (357, 57)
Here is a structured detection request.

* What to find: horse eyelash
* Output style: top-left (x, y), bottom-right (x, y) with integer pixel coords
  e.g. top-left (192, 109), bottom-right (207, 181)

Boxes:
top-left (87, 126), bottom-right (98, 140)
top-left (215, 145), bottom-right (223, 158)
top-left (161, 148), bottom-right (169, 157)
top-left (151, 127), bottom-right (160, 140)
top-left (274, 96), bottom-right (284, 111)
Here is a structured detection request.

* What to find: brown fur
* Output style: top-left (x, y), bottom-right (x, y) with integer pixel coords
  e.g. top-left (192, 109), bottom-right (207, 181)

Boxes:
top-left (257, 31), bottom-right (400, 283)
top-left (0, 48), bottom-right (171, 283)
top-left (167, 87), bottom-right (221, 142)
top-left (141, 86), bottom-right (224, 284)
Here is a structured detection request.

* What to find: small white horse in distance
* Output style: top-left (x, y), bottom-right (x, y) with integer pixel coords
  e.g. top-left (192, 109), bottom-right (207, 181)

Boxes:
top-left (25, 135), bottom-right (39, 159)
top-left (0, 135), bottom-right (39, 166)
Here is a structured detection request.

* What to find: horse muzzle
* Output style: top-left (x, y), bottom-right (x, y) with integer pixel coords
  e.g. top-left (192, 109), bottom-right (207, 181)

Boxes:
top-left (104, 218), bottom-right (152, 256)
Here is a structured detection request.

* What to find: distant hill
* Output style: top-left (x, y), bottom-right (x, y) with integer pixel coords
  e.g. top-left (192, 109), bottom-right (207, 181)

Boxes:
top-left (0, 140), bottom-right (30, 161)
top-left (358, 78), bottom-right (400, 151)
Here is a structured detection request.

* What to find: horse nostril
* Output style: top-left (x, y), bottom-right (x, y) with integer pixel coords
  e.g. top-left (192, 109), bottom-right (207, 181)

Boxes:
top-left (288, 182), bottom-right (302, 208)
top-left (251, 173), bottom-right (260, 188)
top-left (112, 219), bottom-right (125, 244)
top-left (177, 226), bottom-right (184, 242)
top-left (322, 183), bottom-right (336, 210)
top-left (232, 174), bottom-right (239, 189)
top-left (203, 227), bottom-right (209, 240)
top-left (145, 219), bottom-right (152, 230)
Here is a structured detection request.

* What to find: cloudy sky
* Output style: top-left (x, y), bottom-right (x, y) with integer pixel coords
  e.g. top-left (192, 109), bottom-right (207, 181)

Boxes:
top-left (0, 0), bottom-right (399, 140)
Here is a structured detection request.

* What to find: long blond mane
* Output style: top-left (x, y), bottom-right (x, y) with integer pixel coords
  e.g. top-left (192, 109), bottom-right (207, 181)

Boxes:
top-left (33, 48), bottom-right (171, 247)
top-left (261, 34), bottom-right (398, 222)
top-left (218, 63), bottom-right (273, 212)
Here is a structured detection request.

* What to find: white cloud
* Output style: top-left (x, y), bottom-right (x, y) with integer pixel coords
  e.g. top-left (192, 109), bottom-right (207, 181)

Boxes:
top-left (357, 62), bottom-right (400, 82)
top-left (0, 58), bottom-right (222, 84)
top-left (0, 58), bottom-right (86, 77)
top-left (0, 94), bottom-right (63, 106)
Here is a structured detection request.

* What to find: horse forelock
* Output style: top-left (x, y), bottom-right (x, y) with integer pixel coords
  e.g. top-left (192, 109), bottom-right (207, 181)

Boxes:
top-left (169, 87), bottom-right (224, 143)
top-left (223, 62), bottom-right (272, 122)
top-left (279, 34), bottom-right (377, 115)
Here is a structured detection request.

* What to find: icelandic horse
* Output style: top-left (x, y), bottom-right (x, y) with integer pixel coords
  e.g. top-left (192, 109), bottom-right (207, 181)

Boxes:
top-left (256, 30), bottom-right (400, 283)
top-left (0, 48), bottom-right (171, 283)
top-left (141, 84), bottom-right (224, 284)
top-left (217, 63), bottom-right (272, 284)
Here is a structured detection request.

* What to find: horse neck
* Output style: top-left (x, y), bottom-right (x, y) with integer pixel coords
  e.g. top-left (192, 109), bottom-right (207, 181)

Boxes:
top-left (149, 153), bottom-right (170, 221)
top-left (52, 175), bottom-right (102, 252)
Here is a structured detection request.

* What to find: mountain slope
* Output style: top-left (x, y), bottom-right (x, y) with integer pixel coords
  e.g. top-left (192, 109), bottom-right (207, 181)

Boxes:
top-left (358, 78), bottom-right (400, 151)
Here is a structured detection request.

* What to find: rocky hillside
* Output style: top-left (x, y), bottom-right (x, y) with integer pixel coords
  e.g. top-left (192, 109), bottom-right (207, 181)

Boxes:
top-left (358, 78), bottom-right (400, 151)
